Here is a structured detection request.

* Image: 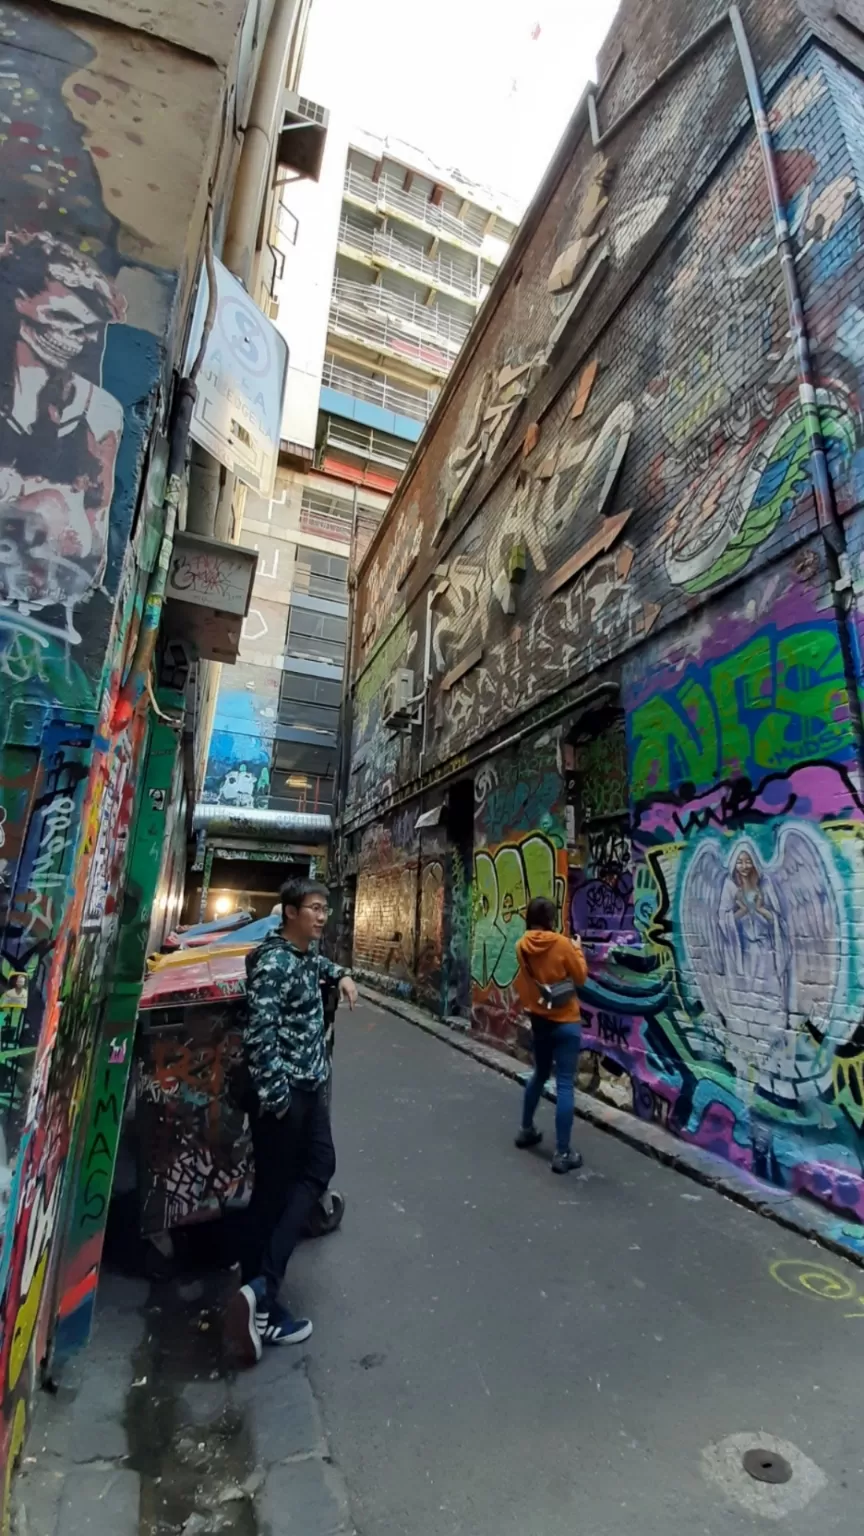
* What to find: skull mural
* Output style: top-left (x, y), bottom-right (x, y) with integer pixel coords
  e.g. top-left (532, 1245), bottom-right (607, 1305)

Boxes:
top-left (0, 230), bottom-right (125, 640)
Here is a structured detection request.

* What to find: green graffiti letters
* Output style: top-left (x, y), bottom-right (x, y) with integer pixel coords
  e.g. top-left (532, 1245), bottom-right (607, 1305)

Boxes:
top-left (471, 834), bottom-right (564, 991)
top-left (630, 623), bottom-right (854, 801)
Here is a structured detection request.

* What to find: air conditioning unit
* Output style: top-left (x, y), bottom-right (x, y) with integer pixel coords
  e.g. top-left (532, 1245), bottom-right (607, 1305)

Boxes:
top-left (382, 669), bottom-right (416, 729)
top-left (278, 93), bottom-right (330, 182)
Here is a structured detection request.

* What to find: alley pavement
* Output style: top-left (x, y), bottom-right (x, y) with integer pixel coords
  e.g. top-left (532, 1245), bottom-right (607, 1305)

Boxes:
top-left (16, 999), bottom-right (864, 1535)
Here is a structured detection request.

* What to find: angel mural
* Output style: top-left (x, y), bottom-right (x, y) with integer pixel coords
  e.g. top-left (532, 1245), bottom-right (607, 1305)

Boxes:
top-left (0, 230), bottom-right (125, 642)
top-left (680, 827), bottom-right (842, 1102)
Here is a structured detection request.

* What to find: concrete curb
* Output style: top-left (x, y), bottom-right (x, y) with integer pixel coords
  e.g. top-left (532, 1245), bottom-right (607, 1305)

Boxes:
top-left (358, 984), bottom-right (864, 1270)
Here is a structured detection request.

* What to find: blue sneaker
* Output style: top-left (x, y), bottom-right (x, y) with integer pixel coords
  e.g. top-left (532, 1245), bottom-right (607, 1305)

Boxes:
top-left (224, 1276), bottom-right (266, 1367)
top-left (261, 1302), bottom-right (313, 1347)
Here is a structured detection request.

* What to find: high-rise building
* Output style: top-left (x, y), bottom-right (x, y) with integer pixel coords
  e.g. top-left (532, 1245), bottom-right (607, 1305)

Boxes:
top-left (192, 116), bottom-right (520, 920)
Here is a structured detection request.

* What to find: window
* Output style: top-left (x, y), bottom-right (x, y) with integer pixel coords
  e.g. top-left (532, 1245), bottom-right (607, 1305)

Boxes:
top-left (293, 547), bottom-right (349, 605)
top-left (278, 698), bottom-right (340, 735)
top-left (284, 608), bottom-right (347, 666)
top-left (281, 674), bottom-right (343, 708)
top-left (273, 741), bottom-right (335, 777)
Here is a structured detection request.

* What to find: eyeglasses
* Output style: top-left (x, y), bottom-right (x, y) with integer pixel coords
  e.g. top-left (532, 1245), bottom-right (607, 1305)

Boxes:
top-left (302, 903), bottom-right (330, 917)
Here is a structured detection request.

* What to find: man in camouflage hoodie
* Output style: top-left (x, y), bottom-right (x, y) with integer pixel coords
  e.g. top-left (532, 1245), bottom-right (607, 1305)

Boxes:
top-left (224, 877), bottom-right (357, 1363)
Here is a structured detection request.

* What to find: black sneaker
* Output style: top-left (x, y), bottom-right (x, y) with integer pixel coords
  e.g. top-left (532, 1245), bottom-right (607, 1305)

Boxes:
top-left (551, 1149), bottom-right (583, 1175)
top-left (320, 1189), bottom-right (346, 1234)
top-left (515, 1127), bottom-right (543, 1149)
top-left (304, 1189), bottom-right (346, 1238)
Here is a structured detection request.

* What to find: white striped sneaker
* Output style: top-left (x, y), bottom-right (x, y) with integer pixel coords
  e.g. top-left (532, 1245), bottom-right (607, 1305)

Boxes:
top-left (261, 1302), bottom-right (313, 1346)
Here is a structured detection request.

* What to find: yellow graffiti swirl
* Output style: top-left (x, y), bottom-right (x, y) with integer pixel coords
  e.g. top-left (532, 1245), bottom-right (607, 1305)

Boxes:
top-left (770, 1258), bottom-right (857, 1301)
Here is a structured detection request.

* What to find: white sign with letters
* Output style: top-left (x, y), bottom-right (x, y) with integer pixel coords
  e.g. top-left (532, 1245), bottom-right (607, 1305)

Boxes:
top-left (186, 257), bottom-right (288, 496)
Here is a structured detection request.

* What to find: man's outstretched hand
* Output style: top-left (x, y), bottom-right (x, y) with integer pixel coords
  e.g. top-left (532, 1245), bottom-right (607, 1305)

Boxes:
top-left (339, 975), bottom-right (358, 1010)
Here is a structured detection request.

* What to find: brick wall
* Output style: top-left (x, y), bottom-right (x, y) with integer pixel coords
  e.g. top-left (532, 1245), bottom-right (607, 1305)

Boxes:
top-left (344, 0), bottom-right (864, 1247)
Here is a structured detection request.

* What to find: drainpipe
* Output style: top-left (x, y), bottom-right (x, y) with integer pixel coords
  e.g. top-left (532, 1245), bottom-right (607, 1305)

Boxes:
top-left (222, 0), bottom-right (300, 288)
top-left (111, 216), bottom-right (218, 733)
top-left (729, 6), bottom-right (864, 752)
top-left (334, 487), bottom-right (360, 834)
top-left (728, 6), bottom-right (843, 555)
top-left (196, 0), bottom-right (301, 556)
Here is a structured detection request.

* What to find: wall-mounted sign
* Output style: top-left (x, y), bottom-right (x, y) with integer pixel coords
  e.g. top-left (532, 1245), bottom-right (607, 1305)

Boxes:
top-left (164, 532), bottom-right (257, 663)
top-left (166, 532), bottom-right (256, 616)
top-left (186, 256), bottom-right (288, 496)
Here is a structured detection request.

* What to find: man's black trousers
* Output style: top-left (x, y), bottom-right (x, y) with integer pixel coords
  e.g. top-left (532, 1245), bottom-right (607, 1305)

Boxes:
top-left (242, 1083), bottom-right (336, 1306)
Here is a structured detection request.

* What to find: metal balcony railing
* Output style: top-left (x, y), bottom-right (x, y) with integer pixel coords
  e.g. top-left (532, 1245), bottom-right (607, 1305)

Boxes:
top-left (331, 277), bottom-right (471, 351)
top-left (328, 298), bottom-right (453, 375)
top-left (323, 415), bottom-right (415, 471)
top-left (298, 503), bottom-right (353, 545)
top-left (337, 218), bottom-right (480, 301)
top-left (321, 356), bottom-right (434, 424)
top-left (343, 167), bottom-right (487, 251)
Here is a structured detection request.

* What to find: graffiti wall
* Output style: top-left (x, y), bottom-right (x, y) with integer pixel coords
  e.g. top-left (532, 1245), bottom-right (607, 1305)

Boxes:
top-left (136, 1004), bottom-right (251, 1236)
top-left (203, 662), bottom-right (278, 808)
top-left (567, 717), bottom-right (634, 940)
top-left (346, 45), bottom-right (864, 838)
top-left (416, 835), bottom-right (446, 1014)
top-left (471, 740), bottom-right (568, 1043)
top-left (0, 0), bottom-right (233, 1501)
top-left (569, 553), bottom-right (864, 1227)
top-left (349, 614), bottom-right (417, 815)
top-left (345, 13), bottom-right (864, 1249)
top-left (354, 809), bottom-right (419, 994)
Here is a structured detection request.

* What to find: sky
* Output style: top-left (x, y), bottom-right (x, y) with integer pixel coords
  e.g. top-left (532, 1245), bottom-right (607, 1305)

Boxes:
top-left (299, 0), bottom-right (621, 209)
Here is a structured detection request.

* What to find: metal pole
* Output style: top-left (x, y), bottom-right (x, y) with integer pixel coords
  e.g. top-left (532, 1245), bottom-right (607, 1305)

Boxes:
top-left (729, 4), bottom-right (843, 552)
top-left (334, 488), bottom-right (360, 831)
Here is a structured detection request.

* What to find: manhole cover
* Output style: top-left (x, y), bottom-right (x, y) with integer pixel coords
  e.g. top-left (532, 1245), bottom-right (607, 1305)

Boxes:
top-left (742, 1449), bottom-right (793, 1485)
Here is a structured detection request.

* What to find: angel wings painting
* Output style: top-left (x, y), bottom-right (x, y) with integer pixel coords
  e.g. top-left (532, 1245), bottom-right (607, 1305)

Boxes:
top-left (680, 827), bottom-right (842, 1101)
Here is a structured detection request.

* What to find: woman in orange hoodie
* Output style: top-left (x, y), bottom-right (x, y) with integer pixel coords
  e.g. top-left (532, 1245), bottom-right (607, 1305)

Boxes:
top-left (514, 896), bottom-right (588, 1173)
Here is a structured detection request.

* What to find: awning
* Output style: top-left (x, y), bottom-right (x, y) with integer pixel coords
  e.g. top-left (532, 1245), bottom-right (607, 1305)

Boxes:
top-left (415, 805), bottom-right (443, 830)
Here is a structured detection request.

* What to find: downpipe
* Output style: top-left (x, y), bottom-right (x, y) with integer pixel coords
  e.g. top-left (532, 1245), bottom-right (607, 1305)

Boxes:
top-left (728, 6), bottom-right (843, 554)
top-left (223, 0), bottom-right (301, 287)
top-left (111, 215), bottom-right (218, 734)
top-left (729, 5), bottom-right (864, 751)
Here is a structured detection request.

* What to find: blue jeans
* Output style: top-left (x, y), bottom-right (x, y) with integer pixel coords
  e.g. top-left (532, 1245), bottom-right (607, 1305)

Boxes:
top-left (522, 1018), bottom-right (581, 1154)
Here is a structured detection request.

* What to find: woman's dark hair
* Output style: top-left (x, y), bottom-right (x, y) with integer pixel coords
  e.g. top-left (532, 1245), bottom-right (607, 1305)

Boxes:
top-left (525, 896), bottom-right (557, 931)
top-left (280, 877), bottom-right (329, 921)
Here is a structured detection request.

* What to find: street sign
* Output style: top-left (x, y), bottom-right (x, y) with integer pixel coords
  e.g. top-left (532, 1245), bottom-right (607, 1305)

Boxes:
top-left (186, 256), bottom-right (288, 496)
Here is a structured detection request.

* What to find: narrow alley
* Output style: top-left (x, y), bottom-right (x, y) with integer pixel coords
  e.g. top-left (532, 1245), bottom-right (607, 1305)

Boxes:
top-left (17, 1000), bottom-right (864, 1536)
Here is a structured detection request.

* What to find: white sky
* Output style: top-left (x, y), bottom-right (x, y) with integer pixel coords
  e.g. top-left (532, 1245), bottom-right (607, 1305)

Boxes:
top-left (299, 0), bottom-right (621, 209)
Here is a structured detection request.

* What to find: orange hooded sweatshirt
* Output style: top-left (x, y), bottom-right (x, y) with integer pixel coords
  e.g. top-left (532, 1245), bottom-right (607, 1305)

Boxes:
top-left (515, 929), bottom-right (588, 1023)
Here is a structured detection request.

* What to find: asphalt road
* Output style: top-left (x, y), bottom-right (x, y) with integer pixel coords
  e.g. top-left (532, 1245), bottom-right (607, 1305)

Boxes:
top-left (286, 1000), bottom-right (864, 1536)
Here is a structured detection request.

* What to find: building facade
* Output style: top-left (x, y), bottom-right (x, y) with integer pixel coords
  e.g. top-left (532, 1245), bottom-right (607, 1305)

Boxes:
top-left (196, 126), bottom-right (519, 915)
top-left (343, 0), bottom-right (864, 1256)
top-left (0, 0), bottom-right (314, 1500)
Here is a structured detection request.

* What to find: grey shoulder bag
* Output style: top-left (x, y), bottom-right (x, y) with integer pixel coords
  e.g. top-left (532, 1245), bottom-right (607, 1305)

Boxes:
top-left (521, 949), bottom-right (577, 1012)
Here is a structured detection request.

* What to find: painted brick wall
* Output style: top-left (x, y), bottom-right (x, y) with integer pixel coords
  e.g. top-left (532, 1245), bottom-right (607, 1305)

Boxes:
top-left (350, 35), bottom-right (864, 824)
top-left (0, 0), bottom-right (249, 1502)
top-left (344, 0), bottom-right (864, 1252)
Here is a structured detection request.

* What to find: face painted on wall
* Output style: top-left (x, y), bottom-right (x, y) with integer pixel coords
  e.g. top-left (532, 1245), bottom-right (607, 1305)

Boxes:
top-left (732, 848), bottom-right (758, 888)
top-left (15, 284), bottom-right (106, 372)
top-left (0, 231), bottom-right (125, 633)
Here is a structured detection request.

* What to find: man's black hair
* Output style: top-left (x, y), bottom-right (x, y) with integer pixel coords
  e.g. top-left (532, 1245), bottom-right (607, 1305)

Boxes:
top-left (525, 896), bottom-right (557, 931)
top-left (280, 877), bottom-right (329, 922)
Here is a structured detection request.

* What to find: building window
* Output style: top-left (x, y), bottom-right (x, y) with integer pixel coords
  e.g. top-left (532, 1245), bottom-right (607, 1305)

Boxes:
top-left (284, 607), bottom-right (347, 667)
top-left (293, 546), bottom-right (349, 604)
top-left (278, 671), bottom-right (341, 734)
